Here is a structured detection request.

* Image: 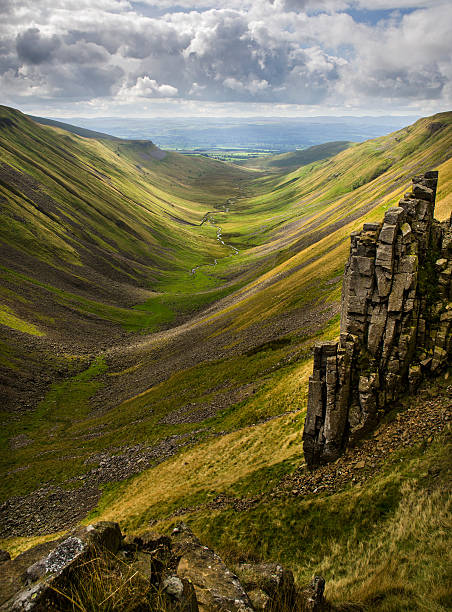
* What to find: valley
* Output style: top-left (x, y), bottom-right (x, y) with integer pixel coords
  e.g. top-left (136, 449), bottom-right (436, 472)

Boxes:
top-left (0, 106), bottom-right (451, 610)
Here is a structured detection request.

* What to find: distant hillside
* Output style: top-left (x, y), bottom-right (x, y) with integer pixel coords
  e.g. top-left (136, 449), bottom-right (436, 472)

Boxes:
top-left (27, 114), bottom-right (120, 141)
top-left (28, 115), bottom-right (168, 161)
top-left (236, 140), bottom-right (352, 172)
top-left (0, 105), bottom-right (253, 410)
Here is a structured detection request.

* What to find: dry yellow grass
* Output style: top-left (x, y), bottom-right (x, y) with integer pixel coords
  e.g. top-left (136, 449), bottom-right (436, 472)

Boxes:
top-left (435, 158), bottom-right (452, 221)
top-left (323, 481), bottom-right (451, 610)
top-left (97, 411), bottom-right (302, 529)
top-left (1, 531), bottom-right (65, 560)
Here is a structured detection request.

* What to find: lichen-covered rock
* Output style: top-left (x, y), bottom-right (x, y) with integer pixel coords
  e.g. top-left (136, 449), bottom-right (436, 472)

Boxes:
top-left (162, 576), bottom-right (185, 600)
top-left (172, 523), bottom-right (254, 612)
top-left (247, 588), bottom-right (270, 610)
top-left (0, 540), bottom-right (60, 609)
top-left (0, 522), bottom-right (122, 611)
top-left (303, 172), bottom-right (451, 469)
top-left (161, 575), bottom-right (199, 611)
top-left (1, 522), bottom-right (329, 612)
top-left (80, 521), bottom-right (122, 553)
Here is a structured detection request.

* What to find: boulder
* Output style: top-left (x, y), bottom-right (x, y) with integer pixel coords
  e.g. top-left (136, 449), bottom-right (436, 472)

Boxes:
top-left (172, 524), bottom-right (254, 612)
top-left (161, 575), bottom-right (199, 611)
top-left (0, 522), bottom-right (122, 611)
top-left (238, 562), bottom-right (296, 610)
top-left (0, 540), bottom-right (62, 610)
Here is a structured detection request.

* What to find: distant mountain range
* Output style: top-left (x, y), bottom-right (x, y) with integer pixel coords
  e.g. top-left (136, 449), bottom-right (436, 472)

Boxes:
top-left (27, 114), bottom-right (419, 152)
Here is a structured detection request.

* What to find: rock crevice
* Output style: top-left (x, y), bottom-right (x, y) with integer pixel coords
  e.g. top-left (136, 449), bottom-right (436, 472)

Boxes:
top-left (303, 171), bottom-right (451, 469)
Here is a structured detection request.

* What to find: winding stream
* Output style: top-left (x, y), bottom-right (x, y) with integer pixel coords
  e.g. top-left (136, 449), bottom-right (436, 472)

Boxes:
top-left (190, 201), bottom-right (239, 275)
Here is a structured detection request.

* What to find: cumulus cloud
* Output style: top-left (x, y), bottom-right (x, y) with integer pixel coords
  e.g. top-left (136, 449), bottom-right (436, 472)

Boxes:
top-left (16, 28), bottom-right (60, 65)
top-left (224, 77), bottom-right (270, 95)
top-left (332, 5), bottom-right (452, 105)
top-left (119, 76), bottom-right (178, 99)
top-left (0, 0), bottom-right (451, 114)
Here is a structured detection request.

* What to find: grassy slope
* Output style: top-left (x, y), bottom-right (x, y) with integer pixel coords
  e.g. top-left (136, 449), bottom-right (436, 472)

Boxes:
top-left (2, 109), bottom-right (450, 345)
top-left (0, 107), bottom-right (251, 288)
top-left (204, 112), bottom-right (452, 333)
top-left (0, 105), bottom-right (253, 334)
top-left (95, 374), bottom-right (452, 612)
top-left (1, 111), bottom-right (450, 490)
top-left (0, 107), bottom-right (261, 415)
top-left (1, 109), bottom-right (451, 610)
top-left (27, 114), bottom-right (120, 141)
top-left (235, 140), bottom-right (352, 172)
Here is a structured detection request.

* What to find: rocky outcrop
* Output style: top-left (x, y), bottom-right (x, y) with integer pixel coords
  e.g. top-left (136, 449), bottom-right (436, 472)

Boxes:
top-left (238, 562), bottom-right (295, 611)
top-left (237, 562), bottom-right (325, 610)
top-left (303, 171), bottom-right (451, 469)
top-left (0, 521), bottom-right (327, 611)
top-left (0, 521), bottom-right (122, 611)
top-left (172, 524), bottom-right (254, 611)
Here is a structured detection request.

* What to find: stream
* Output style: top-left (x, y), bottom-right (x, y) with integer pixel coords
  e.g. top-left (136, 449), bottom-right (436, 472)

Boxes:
top-left (190, 201), bottom-right (239, 275)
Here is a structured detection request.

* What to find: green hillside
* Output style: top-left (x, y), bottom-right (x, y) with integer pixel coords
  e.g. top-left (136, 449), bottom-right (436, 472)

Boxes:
top-left (27, 115), bottom-right (120, 141)
top-left (1, 107), bottom-right (451, 610)
top-left (235, 140), bottom-right (352, 172)
top-left (0, 105), bottom-right (257, 409)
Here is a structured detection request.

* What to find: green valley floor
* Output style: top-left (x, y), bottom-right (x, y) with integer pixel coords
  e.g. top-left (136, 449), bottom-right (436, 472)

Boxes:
top-left (0, 106), bottom-right (451, 610)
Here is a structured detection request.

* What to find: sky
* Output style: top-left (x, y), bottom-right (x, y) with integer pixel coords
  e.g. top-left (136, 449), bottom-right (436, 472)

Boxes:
top-left (1, 0), bottom-right (451, 118)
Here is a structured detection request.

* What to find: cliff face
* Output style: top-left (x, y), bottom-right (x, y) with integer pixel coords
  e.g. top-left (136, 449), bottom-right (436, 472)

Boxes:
top-left (303, 171), bottom-right (451, 469)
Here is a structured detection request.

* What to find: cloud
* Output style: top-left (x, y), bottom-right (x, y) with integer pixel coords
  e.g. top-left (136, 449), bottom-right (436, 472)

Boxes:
top-left (16, 28), bottom-right (60, 65)
top-left (119, 75), bottom-right (179, 99)
top-left (0, 0), bottom-right (451, 114)
top-left (224, 77), bottom-right (270, 94)
top-left (333, 5), bottom-right (452, 104)
top-left (51, 64), bottom-right (124, 98)
top-left (188, 81), bottom-right (206, 95)
top-left (353, 0), bottom-right (445, 8)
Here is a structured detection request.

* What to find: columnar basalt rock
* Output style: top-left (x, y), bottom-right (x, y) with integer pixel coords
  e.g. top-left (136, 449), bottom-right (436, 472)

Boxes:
top-left (303, 171), bottom-right (451, 469)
